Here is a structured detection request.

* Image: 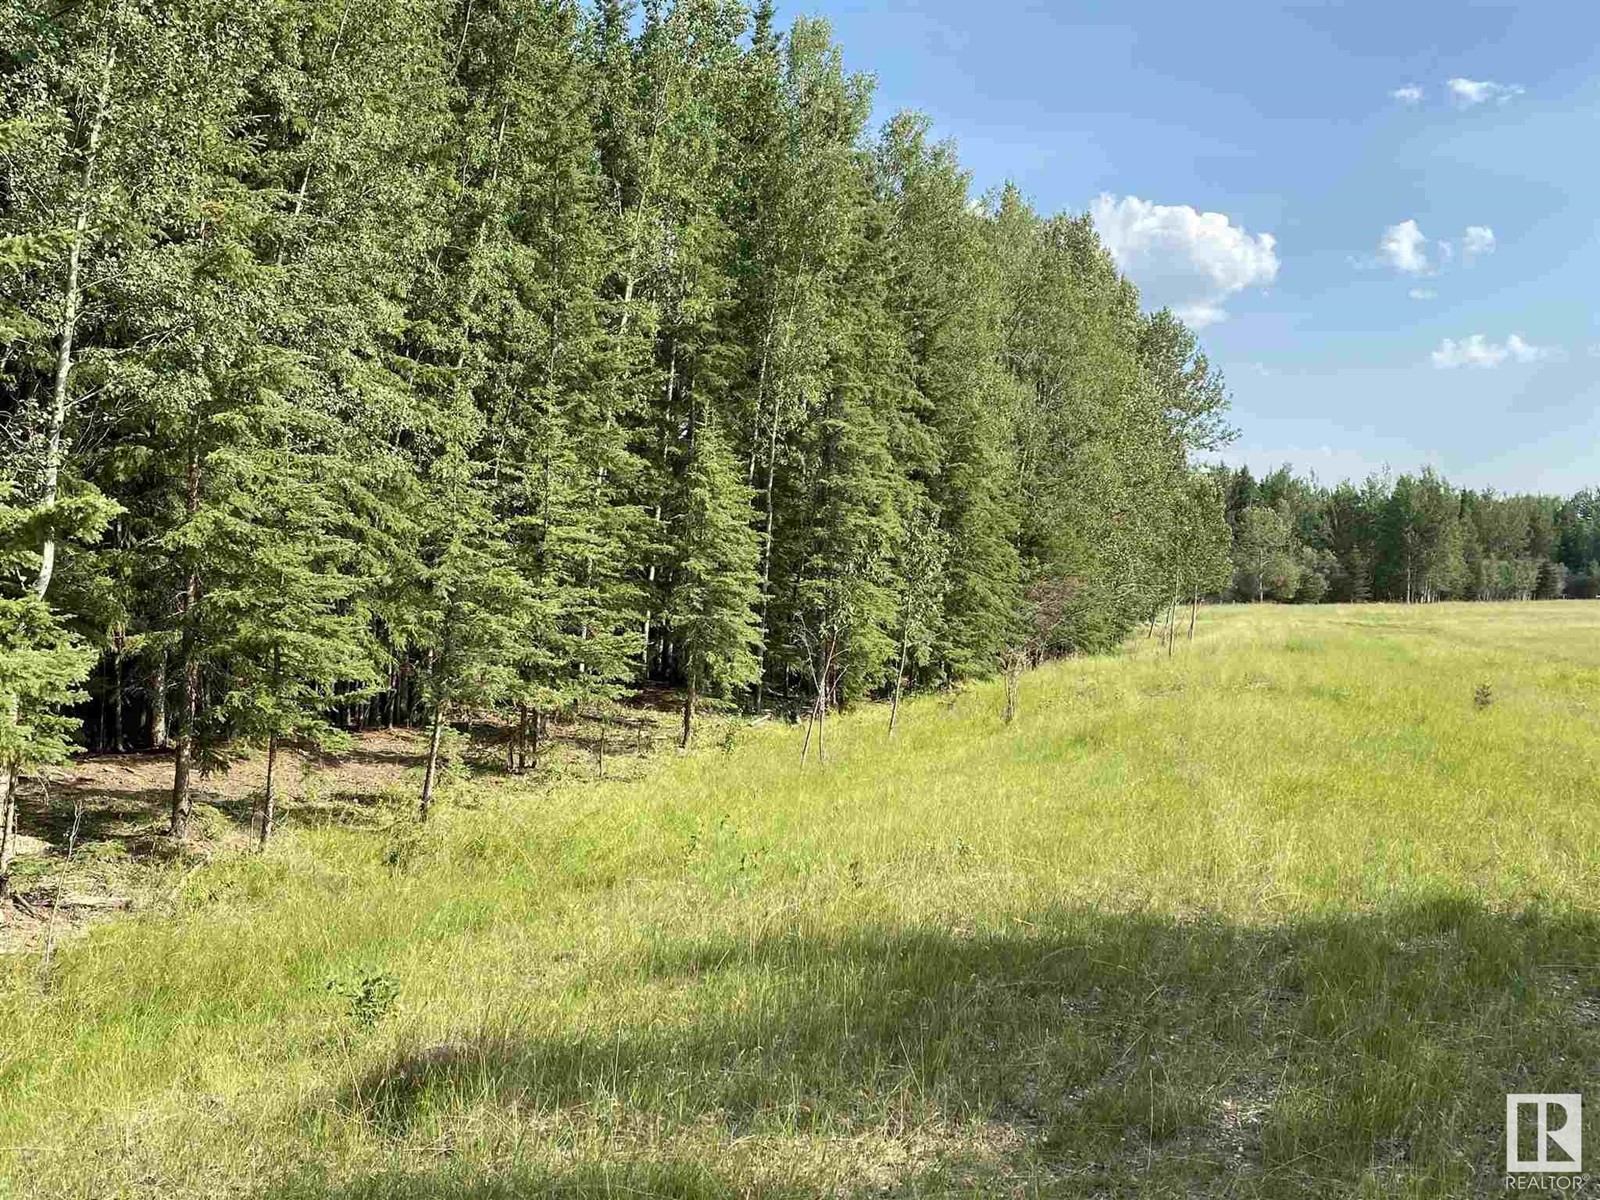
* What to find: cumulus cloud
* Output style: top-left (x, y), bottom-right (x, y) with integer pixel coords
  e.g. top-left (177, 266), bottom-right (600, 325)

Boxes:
top-left (1504, 334), bottom-right (1552, 362)
top-left (1430, 333), bottom-right (1552, 369)
top-left (1447, 78), bottom-right (1524, 106)
top-left (1408, 288), bottom-right (1436, 301)
top-left (1090, 194), bottom-right (1278, 327)
top-left (1379, 220), bottom-right (1430, 274)
top-left (1390, 85), bottom-right (1423, 104)
top-left (1173, 302), bottom-right (1228, 329)
top-left (1370, 222), bottom-right (1494, 277)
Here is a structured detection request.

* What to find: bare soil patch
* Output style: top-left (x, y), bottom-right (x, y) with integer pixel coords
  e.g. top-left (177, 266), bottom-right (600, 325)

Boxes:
top-left (2, 705), bottom-right (681, 953)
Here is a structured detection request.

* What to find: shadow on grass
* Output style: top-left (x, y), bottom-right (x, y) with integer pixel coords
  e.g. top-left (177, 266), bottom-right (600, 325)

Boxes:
top-left (16, 786), bottom-right (168, 849)
top-left (265, 1161), bottom-right (813, 1200)
top-left (310, 745), bottom-right (423, 772)
top-left (281, 790), bottom-right (399, 834)
top-left (284, 898), bottom-right (1600, 1197)
top-left (18, 776), bottom-right (256, 861)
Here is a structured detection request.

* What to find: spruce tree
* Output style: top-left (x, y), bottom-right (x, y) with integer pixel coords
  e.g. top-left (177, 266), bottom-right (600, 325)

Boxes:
top-left (0, 481), bottom-right (110, 897)
top-left (665, 415), bottom-right (762, 747)
top-left (887, 505), bottom-right (948, 735)
top-left (430, 0), bottom-right (642, 763)
top-left (875, 114), bottom-right (1020, 683)
top-left (208, 449), bottom-right (381, 850)
top-left (402, 444), bottom-right (529, 819)
top-left (734, 16), bottom-right (878, 706)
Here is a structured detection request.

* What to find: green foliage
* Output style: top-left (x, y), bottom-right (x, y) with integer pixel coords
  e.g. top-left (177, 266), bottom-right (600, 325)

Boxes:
top-left (1172, 472), bottom-right (1234, 602)
top-left (889, 504), bottom-right (950, 690)
top-left (325, 969), bottom-right (400, 1031)
top-left (1213, 462), bottom-right (1590, 604)
top-left (995, 189), bottom-right (1197, 653)
top-left (1233, 505), bottom-right (1298, 603)
top-left (0, 473), bottom-right (113, 791)
top-left (3, 0), bottom-right (1251, 802)
top-left (0, 595), bottom-right (93, 776)
top-left (666, 417), bottom-right (763, 703)
top-left (1534, 559), bottom-right (1565, 600)
top-left (0, 473), bottom-right (112, 884)
top-left (407, 449), bottom-right (531, 725)
top-left (874, 114), bottom-right (1020, 679)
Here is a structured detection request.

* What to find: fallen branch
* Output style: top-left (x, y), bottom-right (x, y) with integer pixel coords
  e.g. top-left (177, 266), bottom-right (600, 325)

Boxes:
top-left (10, 895), bottom-right (45, 920)
top-left (55, 894), bottom-right (129, 910)
top-left (15, 893), bottom-right (129, 914)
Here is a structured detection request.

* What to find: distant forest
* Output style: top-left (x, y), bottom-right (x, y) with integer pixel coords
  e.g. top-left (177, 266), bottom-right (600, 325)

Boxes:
top-left (1212, 465), bottom-right (1600, 605)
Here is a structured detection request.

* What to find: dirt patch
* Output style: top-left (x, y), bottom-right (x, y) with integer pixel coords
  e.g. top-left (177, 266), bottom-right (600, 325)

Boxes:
top-left (0, 704), bottom-right (683, 955)
top-left (0, 730), bottom-right (435, 955)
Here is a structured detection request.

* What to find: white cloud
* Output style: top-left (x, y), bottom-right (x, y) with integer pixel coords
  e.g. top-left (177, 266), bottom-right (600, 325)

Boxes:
top-left (1390, 85), bottom-right (1423, 104)
top-left (1091, 194), bottom-right (1278, 326)
top-left (1379, 220), bottom-right (1430, 274)
top-left (1408, 288), bottom-right (1436, 300)
top-left (1366, 223), bottom-right (1496, 281)
top-left (1430, 333), bottom-right (1552, 369)
top-left (1447, 77), bottom-right (1524, 106)
top-left (1174, 302), bottom-right (1227, 329)
top-left (1508, 335), bottom-right (1557, 363)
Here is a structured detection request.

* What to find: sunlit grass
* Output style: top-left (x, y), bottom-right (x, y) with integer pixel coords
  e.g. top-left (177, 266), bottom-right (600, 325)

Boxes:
top-left (4, 602), bottom-right (1600, 1196)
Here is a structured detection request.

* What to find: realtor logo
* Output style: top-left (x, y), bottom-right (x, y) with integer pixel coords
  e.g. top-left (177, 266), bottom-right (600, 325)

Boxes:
top-left (1507, 1094), bottom-right (1583, 1174)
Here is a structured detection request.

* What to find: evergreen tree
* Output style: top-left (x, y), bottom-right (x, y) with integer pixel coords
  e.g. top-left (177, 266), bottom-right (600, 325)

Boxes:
top-left (886, 505), bottom-right (948, 733)
top-left (404, 446), bottom-right (529, 819)
top-left (209, 453), bottom-right (380, 850)
top-left (1225, 466), bottom-right (1258, 528)
top-left (664, 415), bottom-right (762, 747)
top-left (737, 16), bottom-right (880, 706)
top-left (0, 481), bottom-right (110, 897)
top-left (876, 114), bottom-right (1020, 683)
top-left (1534, 559), bottom-right (1565, 600)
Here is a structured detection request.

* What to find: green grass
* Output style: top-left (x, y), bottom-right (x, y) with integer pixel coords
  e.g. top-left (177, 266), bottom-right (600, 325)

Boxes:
top-left (5, 602), bottom-right (1600, 1197)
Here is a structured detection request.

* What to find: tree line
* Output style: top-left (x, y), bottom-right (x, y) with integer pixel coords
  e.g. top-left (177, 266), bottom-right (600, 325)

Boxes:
top-left (0, 0), bottom-right (1233, 884)
top-left (1216, 464), bottom-right (1600, 604)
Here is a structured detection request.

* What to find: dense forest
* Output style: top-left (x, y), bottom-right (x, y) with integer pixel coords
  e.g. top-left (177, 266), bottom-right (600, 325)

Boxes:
top-left (0, 0), bottom-right (1237, 883)
top-left (1213, 464), bottom-right (1600, 605)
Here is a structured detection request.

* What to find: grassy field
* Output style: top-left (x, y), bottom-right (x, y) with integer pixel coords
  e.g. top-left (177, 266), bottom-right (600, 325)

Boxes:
top-left (3, 602), bottom-right (1600, 1197)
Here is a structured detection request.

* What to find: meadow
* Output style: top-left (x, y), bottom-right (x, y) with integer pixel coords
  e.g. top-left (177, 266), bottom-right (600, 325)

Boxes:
top-left (3, 602), bottom-right (1600, 1198)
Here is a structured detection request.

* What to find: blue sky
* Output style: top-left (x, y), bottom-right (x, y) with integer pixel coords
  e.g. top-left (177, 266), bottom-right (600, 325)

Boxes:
top-left (797, 0), bottom-right (1600, 494)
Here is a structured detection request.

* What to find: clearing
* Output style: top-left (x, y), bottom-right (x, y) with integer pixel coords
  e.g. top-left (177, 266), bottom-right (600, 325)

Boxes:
top-left (2, 602), bottom-right (1599, 1197)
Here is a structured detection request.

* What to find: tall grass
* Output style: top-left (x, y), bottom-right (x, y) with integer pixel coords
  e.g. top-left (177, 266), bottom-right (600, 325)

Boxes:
top-left (3, 602), bottom-right (1599, 1196)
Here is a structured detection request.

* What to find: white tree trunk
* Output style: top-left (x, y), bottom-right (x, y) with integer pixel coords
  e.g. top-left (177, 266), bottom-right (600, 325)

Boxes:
top-left (35, 45), bottom-right (115, 599)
